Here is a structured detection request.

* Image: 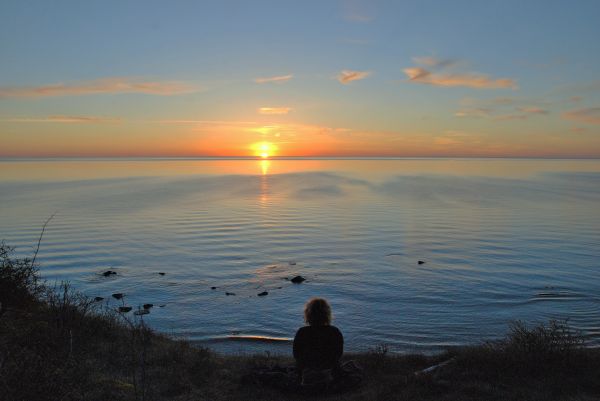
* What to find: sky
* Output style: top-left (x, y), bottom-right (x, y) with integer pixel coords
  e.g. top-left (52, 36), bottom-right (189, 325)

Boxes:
top-left (1, 0), bottom-right (600, 158)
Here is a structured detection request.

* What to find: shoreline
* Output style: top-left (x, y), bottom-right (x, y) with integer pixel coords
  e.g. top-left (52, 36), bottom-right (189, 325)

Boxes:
top-left (2, 243), bottom-right (600, 400)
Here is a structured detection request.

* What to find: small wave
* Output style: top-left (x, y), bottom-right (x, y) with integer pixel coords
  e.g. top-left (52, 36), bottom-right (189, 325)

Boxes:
top-left (207, 334), bottom-right (292, 343)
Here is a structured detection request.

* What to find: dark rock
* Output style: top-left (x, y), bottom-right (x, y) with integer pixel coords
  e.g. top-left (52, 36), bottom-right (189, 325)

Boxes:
top-left (418, 260), bottom-right (425, 265)
top-left (283, 277), bottom-right (289, 280)
top-left (211, 286), bottom-right (217, 290)
top-left (143, 303), bottom-right (153, 309)
top-left (158, 272), bottom-right (165, 276)
top-left (112, 293), bottom-right (124, 300)
top-left (291, 275), bottom-right (306, 284)
top-left (102, 270), bottom-right (117, 277)
top-left (226, 292), bottom-right (236, 296)
top-left (118, 306), bottom-right (132, 313)
top-left (257, 291), bottom-right (268, 296)
top-left (134, 309), bottom-right (149, 316)
top-left (289, 261), bottom-right (297, 265)
top-left (94, 296), bottom-right (104, 302)
top-left (159, 304), bottom-right (167, 308)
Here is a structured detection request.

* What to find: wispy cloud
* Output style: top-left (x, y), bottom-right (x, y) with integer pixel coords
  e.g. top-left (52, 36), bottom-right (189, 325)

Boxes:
top-left (0, 77), bottom-right (196, 98)
top-left (404, 56), bottom-right (517, 89)
top-left (337, 70), bottom-right (371, 84)
top-left (404, 67), bottom-right (517, 89)
top-left (411, 56), bottom-right (458, 69)
top-left (3, 115), bottom-right (120, 123)
top-left (517, 106), bottom-right (549, 115)
top-left (456, 105), bottom-right (549, 121)
top-left (258, 107), bottom-right (292, 115)
top-left (455, 108), bottom-right (493, 118)
top-left (562, 107), bottom-right (600, 124)
top-left (254, 74), bottom-right (293, 84)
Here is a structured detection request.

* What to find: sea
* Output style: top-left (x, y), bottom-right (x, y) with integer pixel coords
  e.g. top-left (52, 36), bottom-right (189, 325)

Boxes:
top-left (1, 158), bottom-right (599, 354)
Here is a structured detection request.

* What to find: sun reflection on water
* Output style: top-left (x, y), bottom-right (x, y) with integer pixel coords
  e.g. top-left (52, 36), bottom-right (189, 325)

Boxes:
top-left (259, 159), bottom-right (270, 208)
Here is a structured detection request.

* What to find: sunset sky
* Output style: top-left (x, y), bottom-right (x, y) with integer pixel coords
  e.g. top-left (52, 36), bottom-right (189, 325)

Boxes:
top-left (1, 0), bottom-right (600, 157)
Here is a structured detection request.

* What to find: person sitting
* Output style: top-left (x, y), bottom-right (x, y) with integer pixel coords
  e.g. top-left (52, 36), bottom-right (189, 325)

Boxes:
top-left (243, 297), bottom-right (361, 394)
top-left (293, 297), bottom-right (343, 377)
top-left (293, 297), bottom-right (363, 392)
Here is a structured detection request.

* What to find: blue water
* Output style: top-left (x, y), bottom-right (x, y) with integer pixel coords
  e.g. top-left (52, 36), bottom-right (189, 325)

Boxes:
top-left (1, 158), bottom-right (599, 354)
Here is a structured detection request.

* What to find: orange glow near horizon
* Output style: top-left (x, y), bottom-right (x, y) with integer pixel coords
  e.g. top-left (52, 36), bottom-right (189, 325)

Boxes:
top-left (3, 119), bottom-right (600, 159)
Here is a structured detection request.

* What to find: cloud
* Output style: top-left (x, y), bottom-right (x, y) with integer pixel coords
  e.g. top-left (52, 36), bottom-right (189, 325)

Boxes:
top-left (337, 70), bottom-right (371, 84)
top-left (3, 115), bottom-right (120, 123)
top-left (0, 77), bottom-right (196, 98)
top-left (562, 107), bottom-right (600, 124)
top-left (258, 107), bottom-right (292, 115)
top-left (455, 108), bottom-right (492, 118)
top-left (404, 56), bottom-right (517, 89)
top-left (254, 74), bottom-right (293, 84)
top-left (456, 105), bottom-right (548, 121)
top-left (517, 106), bottom-right (549, 115)
top-left (412, 56), bottom-right (458, 69)
top-left (404, 67), bottom-right (517, 89)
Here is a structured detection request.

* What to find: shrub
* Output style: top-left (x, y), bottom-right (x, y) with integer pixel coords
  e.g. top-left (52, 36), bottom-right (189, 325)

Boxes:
top-left (0, 242), bottom-right (41, 316)
top-left (452, 319), bottom-right (586, 381)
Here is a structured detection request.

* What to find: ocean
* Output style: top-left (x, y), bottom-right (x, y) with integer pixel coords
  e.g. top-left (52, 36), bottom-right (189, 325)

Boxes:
top-left (1, 158), bottom-right (599, 354)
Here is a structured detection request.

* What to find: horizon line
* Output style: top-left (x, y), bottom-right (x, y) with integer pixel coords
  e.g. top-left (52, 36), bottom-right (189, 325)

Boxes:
top-left (1, 155), bottom-right (600, 161)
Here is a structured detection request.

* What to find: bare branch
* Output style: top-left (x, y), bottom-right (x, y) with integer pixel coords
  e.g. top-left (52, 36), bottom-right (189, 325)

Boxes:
top-left (31, 212), bottom-right (57, 267)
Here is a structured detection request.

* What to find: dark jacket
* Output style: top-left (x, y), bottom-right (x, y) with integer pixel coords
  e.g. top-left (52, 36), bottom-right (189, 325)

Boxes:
top-left (293, 325), bottom-right (343, 371)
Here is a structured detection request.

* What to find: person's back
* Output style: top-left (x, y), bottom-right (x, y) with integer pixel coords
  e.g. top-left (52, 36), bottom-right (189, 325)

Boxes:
top-left (293, 298), bottom-right (343, 372)
top-left (293, 324), bottom-right (343, 371)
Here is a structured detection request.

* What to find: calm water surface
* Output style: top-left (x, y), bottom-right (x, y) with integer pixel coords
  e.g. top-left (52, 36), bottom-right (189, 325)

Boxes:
top-left (1, 158), bottom-right (600, 353)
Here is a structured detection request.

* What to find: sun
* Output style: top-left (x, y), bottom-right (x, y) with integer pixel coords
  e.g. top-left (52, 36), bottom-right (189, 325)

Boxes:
top-left (251, 142), bottom-right (277, 158)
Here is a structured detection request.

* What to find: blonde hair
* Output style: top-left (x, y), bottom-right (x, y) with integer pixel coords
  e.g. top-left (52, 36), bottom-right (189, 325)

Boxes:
top-left (304, 298), bottom-right (332, 326)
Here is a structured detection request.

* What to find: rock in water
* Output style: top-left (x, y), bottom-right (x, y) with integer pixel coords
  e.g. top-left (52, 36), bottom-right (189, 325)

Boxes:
top-left (418, 260), bottom-right (425, 265)
top-left (211, 286), bottom-right (217, 290)
top-left (112, 293), bottom-right (124, 300)
top-left (226, 292), bottom-right (236, 296)
top-left (143, 303), bottom-right (153, 309)
top-left (118, 306), bottom-right (132, 313)
top-left (94, 296), bottom-right (104, 302)
top-left (291, 275), bottom-right (306, 284)
top-left (158, 272), bottom-right (165, 276)
top-left (102, 270), bottom-right (117, 277)
top-left (134, 309), bottom-right (150, 316)
top-left (257, 291), bottom-right (268, 296)
top-left (289, 261), bottom-right (297, 265)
